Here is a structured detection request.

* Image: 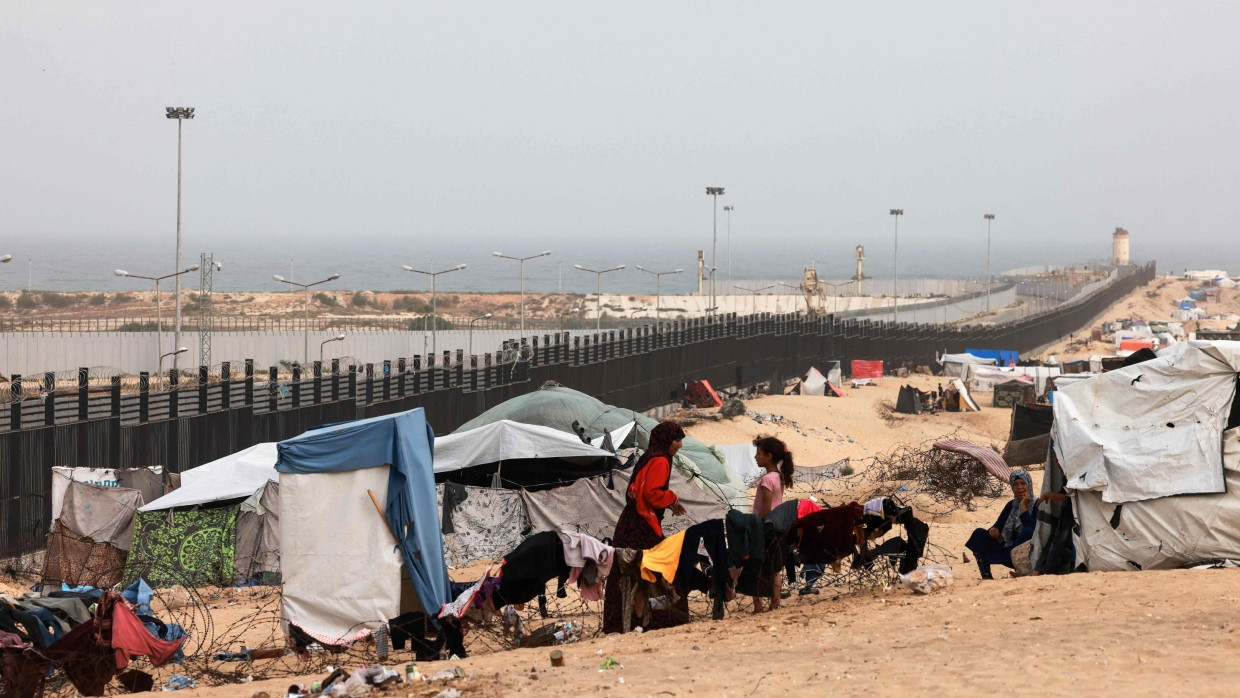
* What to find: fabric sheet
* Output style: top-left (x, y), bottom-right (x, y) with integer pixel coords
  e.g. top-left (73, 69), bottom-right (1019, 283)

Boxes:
top-left (124, 506), bottom-right (238, 589)
top-left (933, 439), bottom-right (1012, 482)
top-left (640, 530), bottom-right (687, 583)
top-left (42, 521), bottom-right (126, 590)
top-left (59, 481), bottom-right (144, 551)
top-left (437, 485), bottom-right (529, 568)
top-left (281, 467), bottom-right (403, 644)
top-left (522, 467), bottom-right (730, 542)
top-left (234, 481), bottom-right (281, 584)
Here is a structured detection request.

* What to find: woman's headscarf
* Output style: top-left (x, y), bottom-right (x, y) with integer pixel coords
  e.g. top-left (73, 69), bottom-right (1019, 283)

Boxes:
top-left (1001, 469), bottom-right (1035, 545)
top-left (631, 422), bottom-right (685, 479)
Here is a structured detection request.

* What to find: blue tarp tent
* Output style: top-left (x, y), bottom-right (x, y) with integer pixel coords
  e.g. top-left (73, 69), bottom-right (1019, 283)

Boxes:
top-left (1179, 300), bottom-right (1196, 310)
top-left (275, 409), bottom-right (449, 642)
top-left (966, 348), bottom-right (1019, 366)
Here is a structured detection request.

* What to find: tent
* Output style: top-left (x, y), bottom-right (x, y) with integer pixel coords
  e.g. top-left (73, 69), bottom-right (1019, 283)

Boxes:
top-left (938, 352), bottom-right (997, 378)
top-left (966, 348), bottom-right (1019, 366)
top-left (1002, 403), bottom-right (1054, 467)
top-left (801, 367), bottom-right (828, 396)
top-left (137, 442), bottom-right (283, 587)
top-left (453, 384), bottom-right (748, 508)
top-left (43, 481), bottom-right (144, 589)
top-left (1053, 340), bottom-right (1240, 570)
top-left (942, 378), bottom-right (981, 412)
top-left (141, 443), bottom-right (278, 511)
top-left (276, 408), bottom-right (448, 644)
top-left (993, 377), bottom-right (1036, 408)
top-left (715, 443), bottom-right (761, 483)
top-left (521, 466), bottom-right (733, 542)
top-left (124, 505), bottom-right (239, 588)
top-left (966, 365), bottom-right (1061, 394)
top-left (51, 466), bottom-right (174, 524)
top-left (895, 385), bottom-right (924, 414)
top-left (432, 419), bottom-right (619, 490)
top-left (851, 360), bottom-right (883, 379)
top-left (684, 379), bottom-right (723, 408)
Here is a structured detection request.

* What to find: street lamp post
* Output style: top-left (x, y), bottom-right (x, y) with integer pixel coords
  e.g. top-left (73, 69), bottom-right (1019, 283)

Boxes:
top-left (272, 273), bottom-right (340, 366)
top-left (158, 347), bottom-right (188, 390)
top-left (889, 209), bottom-right (904, 323)
top-left (574, 264), bottom-right (626, 332)
top-left (493, 250), bottom-right (551, 335)
top-left (401, 263), bottom-right (466, 356)
top-left (320, 334), bottom-right (345, 364)
top-left (558, 307), bottom-right (580, 332)
top-left (777, 281), bottom-right (803, 313)
top-left (723, 205), bottom-right (734, 287)
top-left (984, 213), bottom-right (996, 313)
top-left (705, 187), bottom-right (725, 310)
top-left (115, 265), bottom-right (200, 375)
top-left (634, 266), bottom-right (683, 319)
top-left (735, 284), bottom-right (775, 314)
top-left (166, 106), bottom-right (195, 371)
top-left (468, 313), bottom-right (493, 356)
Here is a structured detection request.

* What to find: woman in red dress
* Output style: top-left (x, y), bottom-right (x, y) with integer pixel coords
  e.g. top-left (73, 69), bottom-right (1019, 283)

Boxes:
top-left (601, 422), bottom-right (688, 633)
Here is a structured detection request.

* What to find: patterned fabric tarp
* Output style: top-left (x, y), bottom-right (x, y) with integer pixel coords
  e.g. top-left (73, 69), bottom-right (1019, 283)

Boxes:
top-left (522, 467), bottom-right (730, 542)
top-left (58, 481), bottom-right (144, 551)
top-left (124, 506), bottom-right (238, 588)
top-left (933, 439), bottom-right (1012, 481)
top-left (42, 521), bottom-right (127, 589)
top-left (437, 485), bottom-right (529, 568)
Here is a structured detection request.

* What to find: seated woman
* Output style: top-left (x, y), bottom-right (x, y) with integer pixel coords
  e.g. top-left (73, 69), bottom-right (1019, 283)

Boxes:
top-left (964, 470), bottom-right (1037, 580)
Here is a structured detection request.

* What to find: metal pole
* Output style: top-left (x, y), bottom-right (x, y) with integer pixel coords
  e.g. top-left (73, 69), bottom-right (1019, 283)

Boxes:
top-left (893, 215), bottom-right (899, 323)
top-left (655, 274), bottom-right (661, 318)
top-left (155, 278), bottom-right (163, 385)
top-left (174, 118), bottom-right (183, 371)
top-left (984, 213), bottom-right (995, 314)
top-left (596, 273), bottom-right (602, 333)
top-left (303, 285), bottom-right (310, 365)
top-left (726, 206), bottom-right (733, 287)
top-left (431, 273), bottom-right (438, 355)
top-left (714, 190), bottom-right (724, 311)
top-left (519, 259), bottom-right (525, 335)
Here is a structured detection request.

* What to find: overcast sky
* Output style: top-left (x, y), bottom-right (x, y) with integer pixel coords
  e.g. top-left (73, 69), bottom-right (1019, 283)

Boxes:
top-left (3, 2), bottom-right (1238, 289)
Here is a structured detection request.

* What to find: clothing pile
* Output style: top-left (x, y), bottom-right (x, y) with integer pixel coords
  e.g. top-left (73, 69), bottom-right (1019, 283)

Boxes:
top-left (1, 582), bottom-right (187, 697)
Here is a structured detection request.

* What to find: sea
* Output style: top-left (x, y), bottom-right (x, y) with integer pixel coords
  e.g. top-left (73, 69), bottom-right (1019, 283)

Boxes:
top-left (1, 232), bottom-right (1231, 296)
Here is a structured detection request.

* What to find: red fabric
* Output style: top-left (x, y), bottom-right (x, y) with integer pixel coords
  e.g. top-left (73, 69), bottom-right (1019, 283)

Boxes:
top-left (850, 360), bottom-right (883, 379)
top-left (106, 600), bottom-right (184, 669)
top-left (797, 499), bottom-right (824, 518)
top-left (626, 456), bottom-right (678, 537)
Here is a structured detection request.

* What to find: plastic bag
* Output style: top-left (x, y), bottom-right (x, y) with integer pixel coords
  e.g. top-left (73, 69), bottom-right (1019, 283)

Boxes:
top-left (898, 564), bottom-right (954, 594)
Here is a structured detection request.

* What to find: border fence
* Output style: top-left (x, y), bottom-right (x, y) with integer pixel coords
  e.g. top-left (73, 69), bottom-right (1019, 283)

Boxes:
top-left (0, 262), bottom-right (1155, 558)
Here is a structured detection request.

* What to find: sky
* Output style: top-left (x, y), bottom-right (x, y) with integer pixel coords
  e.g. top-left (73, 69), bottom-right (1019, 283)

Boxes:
top-left (2, 2), bottom-right (1238, 293)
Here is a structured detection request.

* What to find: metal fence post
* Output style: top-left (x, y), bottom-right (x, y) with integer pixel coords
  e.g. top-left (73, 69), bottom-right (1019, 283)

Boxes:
top-left (110, 374), bottom-right (121, 418)
top-left (198, 365), bottom-right (209, 414)
top-left (169, 369), bottom-right (179, 419)
top-left (77, 367), bottom-right (89, 421)
top-left (43, 372), bottom-right (55, 426)
top-left (331, 359), bottom-right (341, 402)
top-left (222, 361), bottom-right (232, 410)
top-left (268, 367), bottom-right (279, 412)
top-left (10, 374), bottom-right (21, 430)
top-left (397, 358), bottom-right (407, 398)
top-left (313, 360), bottom-right (322, 404)
top-left (139, 372), bottom-right (150, 423)
top-left (365, 363), bottom-right (375, 404)
top-left (292, 364), bottom-right (302, 408)
top-left (382, 360), bottom-right (392, 401)
top-left (244, 359), bottom-right (255, 406)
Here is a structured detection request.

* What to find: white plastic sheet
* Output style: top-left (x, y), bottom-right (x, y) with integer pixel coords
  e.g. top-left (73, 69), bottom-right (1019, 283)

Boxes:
top-left (432, 420), bottom-right (613, 473)
top-left (141, 443), bottom-right (279, 511)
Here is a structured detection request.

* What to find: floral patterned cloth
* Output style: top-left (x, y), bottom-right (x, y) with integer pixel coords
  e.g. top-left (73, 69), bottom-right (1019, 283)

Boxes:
top-left (436, 485), bottom-right (528, 568)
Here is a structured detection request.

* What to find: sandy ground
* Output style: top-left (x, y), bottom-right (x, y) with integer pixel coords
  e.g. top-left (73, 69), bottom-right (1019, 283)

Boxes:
top-left (38, 378), bottom-right (1233, 697)
top-left (1038, 276), bottom-right (1240, 362)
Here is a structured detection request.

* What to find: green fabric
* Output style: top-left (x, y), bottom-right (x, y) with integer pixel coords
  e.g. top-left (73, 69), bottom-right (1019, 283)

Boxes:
top-left (124, 506), bottom-right (238, 588)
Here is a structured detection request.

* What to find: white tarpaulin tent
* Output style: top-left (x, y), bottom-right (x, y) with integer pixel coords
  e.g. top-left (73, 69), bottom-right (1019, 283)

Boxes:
top-left (589, 421), bottom-right (637, 450)
top-left (966, 365), bottom-right (1061, 394)
top-left (141, 442), bottom-right (279, 511)
top-left (715, 443), bottom-right (761, 483)
top-left (1054, 341), bottom-right (1239, 504)
top-left (939, 352), bottom-right (996, 378)
top-left (432, 420), bottom-right (615, 474)
top-left (801, 367), bottom-right (828, 396)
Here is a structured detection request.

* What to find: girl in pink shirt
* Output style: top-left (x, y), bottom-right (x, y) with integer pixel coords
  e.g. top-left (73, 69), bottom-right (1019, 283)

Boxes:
top-left (751, 435), bottom-right (795, 612)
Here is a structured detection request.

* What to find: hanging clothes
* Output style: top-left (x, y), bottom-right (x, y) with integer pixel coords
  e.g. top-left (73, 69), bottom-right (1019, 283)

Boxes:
top-left (640, 530), bottom-right (687, 583)
top-left (557, 531), bottom-right (613, 601)
top-left (495, 532), bottom-right (570, 606)
top-left (796, 504), bottom-right (864, 565)
top-left (725, 509), bottom-right (764, 569)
